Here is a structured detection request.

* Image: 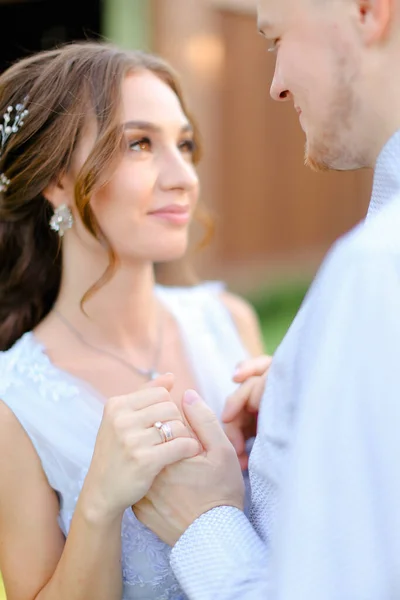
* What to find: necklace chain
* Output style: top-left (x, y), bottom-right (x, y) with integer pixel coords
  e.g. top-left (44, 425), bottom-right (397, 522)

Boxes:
top-left (54, 308), bottom-right (163, 381)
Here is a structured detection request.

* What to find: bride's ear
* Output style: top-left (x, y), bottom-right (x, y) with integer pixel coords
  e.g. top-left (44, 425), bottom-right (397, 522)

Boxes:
top-left (42, 172), bottom-right (74, 210)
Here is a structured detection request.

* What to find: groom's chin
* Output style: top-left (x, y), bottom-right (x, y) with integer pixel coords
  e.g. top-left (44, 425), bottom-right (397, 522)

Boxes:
top-left (304, 142), bottom-right (330, 173)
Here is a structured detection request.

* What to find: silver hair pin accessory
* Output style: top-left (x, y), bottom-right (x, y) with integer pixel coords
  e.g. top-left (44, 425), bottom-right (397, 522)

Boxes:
top-left (0, 100), bottom-right (29, 193)
top-left (49, 204), bottom-right (74, 237)
top-left (0, 173), bottom-right (10, 193)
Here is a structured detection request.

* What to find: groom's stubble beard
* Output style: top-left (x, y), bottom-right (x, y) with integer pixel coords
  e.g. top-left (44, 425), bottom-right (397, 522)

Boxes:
top-left (304, 48), bottom-right (360, 173)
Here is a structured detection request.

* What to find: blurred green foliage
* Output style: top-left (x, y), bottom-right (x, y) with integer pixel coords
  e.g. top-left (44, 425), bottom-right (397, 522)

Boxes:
top-left (248, 279), bottom-right (311, 354)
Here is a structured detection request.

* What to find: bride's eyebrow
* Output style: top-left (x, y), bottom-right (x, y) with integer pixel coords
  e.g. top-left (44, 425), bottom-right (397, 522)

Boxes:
top-left (123, 121), bottom-right (160, 133)
top-left (123, 121), bottom-right (193, 134)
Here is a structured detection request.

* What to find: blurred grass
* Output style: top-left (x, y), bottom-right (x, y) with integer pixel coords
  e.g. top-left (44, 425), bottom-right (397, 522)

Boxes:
top-left (247, 279), bottom-right (311, 354)
top-left (0, 279), bottom-right (310, 600)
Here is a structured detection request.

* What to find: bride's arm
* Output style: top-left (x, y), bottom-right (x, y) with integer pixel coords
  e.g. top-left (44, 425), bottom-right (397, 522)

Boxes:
top-left (219, 291), bottom-right (266, 356)
top-left (0, 400), bottom-right (123, 600)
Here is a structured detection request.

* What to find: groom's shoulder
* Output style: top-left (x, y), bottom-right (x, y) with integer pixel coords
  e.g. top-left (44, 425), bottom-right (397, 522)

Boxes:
top-left (331, 196), bottom-right (400, 266)
top-left (310, 198), bottom-right (400, 297)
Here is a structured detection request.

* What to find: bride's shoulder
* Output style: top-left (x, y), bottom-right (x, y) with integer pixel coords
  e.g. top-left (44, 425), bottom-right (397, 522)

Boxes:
top-left (0, 332), bottom-right (33, 388)
top-left (0, 333), bottom-right (39, 415)
top-left (0, 331), bottom-right (79, 404)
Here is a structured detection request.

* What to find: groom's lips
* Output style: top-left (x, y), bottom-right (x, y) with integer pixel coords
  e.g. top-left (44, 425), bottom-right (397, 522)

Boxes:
top-left (295, 106), bottom-right (305, 131)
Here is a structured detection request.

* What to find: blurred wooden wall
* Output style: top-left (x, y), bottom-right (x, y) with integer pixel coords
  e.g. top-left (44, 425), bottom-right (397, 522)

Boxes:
top-left (151, 0), bottom-right (372, 291)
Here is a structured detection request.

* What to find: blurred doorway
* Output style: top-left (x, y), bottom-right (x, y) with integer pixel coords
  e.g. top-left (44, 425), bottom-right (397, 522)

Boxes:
top-left (0, 0), bottom-right (101, 74)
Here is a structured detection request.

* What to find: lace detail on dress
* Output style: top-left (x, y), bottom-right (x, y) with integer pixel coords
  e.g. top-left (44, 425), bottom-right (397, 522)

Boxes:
top-left (0, 332), bottom-right (80, 401)
top-left (121, 509), bottom-right (184, 599)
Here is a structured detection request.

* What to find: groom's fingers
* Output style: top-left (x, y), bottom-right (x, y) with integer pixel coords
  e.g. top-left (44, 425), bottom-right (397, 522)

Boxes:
top-left (183, 389), bottom-right (229, 452)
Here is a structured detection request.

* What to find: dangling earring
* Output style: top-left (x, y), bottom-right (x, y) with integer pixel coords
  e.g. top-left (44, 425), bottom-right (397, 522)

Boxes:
top-left (49, 204), bottom-right (74, 237)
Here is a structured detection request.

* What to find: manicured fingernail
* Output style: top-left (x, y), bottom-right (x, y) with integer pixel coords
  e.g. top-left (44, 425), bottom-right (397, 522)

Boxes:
top-left (184, 389), bottom-right (200, 405)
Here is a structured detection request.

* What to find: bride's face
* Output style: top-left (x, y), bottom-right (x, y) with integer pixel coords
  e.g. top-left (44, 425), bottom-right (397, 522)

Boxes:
top-left (72, 70), bottom-right (200, 265)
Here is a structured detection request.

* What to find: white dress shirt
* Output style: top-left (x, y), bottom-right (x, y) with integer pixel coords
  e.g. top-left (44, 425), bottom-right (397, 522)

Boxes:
top-left (170, 130), bottom-right (400, 600)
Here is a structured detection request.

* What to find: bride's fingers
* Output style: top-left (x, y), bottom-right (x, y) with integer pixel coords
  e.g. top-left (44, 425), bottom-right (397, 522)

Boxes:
top-left (224, 420), bottom-right (246, 456)
top-left (239, 452), bottom-right (249, 471)
top-left (147, 419), bottom-right (194, 446)
top-left (140, 401), bottom-right (184, 428)
top-left (233, 355), bottom-right (272, 383)
top-left (222, 378), bottom-right (257, 422)
top-left (143, 372), bottom-right (175, 391)
top-left (247, 376), bottom-right (267, 414)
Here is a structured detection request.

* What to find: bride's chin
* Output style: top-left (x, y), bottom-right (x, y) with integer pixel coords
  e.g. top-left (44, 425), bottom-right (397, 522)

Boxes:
top-left (149, 244), bottom-right (189, 265)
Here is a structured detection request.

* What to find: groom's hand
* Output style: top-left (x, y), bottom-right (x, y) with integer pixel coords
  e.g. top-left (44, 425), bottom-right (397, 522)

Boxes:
top-left (133, 389), bottom-right (245, 546)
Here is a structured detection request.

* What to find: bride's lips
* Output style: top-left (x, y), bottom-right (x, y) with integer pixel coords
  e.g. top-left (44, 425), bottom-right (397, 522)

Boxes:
top-left (148, 204), bottom-right (191, 225)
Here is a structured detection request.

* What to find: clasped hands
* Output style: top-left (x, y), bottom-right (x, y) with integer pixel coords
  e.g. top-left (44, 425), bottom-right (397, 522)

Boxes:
top-left (134, 355), bottom-right (271, 545)
top-left (81, 355), bottom-right (271, 547)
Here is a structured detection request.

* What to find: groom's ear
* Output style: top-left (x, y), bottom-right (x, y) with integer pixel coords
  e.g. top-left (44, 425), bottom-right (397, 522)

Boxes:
top-left (356, 0), bottom-right (393, 45)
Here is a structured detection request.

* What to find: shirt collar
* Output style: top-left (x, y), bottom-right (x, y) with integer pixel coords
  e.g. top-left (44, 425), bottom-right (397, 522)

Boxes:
top-left (368, 129), bottom-right (400, 218)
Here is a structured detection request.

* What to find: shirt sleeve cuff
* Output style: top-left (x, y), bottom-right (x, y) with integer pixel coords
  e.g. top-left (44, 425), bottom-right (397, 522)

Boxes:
top-left (170, 505), bottom-right (268, 600)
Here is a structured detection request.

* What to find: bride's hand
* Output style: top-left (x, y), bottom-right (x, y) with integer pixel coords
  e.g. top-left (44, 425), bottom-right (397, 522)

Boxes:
top-left (80, 374), bottom-right (200, 522)
top-left (222, 355), bottom-right (272, 470)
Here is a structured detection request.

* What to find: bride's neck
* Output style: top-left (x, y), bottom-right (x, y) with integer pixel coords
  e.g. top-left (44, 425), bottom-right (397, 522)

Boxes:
top-left (54, 254), bottom-right (160, 351)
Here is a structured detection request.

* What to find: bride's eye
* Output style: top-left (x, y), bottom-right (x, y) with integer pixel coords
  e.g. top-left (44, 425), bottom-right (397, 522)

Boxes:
top-left (178, 139), bottom-right (196, 154)
top-left (129, 137), bottom-right (152, 152)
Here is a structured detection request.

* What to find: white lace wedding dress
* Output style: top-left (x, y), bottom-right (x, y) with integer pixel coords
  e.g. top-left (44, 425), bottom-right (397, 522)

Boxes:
top-left (0, 282), bottom-right (250, 599)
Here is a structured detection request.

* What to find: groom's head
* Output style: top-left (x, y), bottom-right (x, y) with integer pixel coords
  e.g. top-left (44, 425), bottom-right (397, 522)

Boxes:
top-left (258, 0), bottom-right (400, 171)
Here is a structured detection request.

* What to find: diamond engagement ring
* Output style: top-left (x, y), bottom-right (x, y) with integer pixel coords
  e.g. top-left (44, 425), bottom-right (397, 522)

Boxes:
top-left (154, 421), bottom-right (174, 443)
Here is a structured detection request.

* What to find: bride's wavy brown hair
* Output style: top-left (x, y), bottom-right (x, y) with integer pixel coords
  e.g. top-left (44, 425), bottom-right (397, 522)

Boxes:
top-left (0, 41), bottom-right (212, 351)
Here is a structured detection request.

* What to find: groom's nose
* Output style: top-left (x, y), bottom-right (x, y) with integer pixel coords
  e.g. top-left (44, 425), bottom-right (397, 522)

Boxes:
top-left (270, 61), bottom-right (292, 102)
